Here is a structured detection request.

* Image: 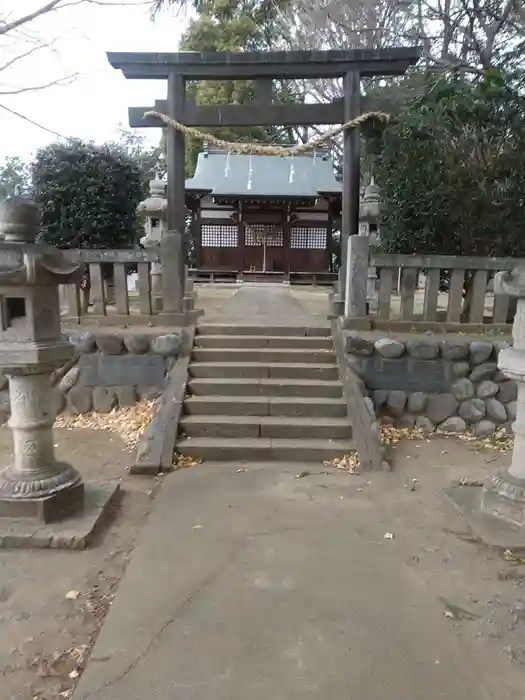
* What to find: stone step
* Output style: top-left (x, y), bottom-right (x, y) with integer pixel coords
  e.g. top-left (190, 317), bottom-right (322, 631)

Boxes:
top-left (183, 395), bottom-right (347, 417)
top-left (187, 378), bottom-right (342, 398)
top-left (197, 325), bottom-right (330, 337)
top-left (194, 335), bottom-right (333, 349)
top-left (179, 415), bottom-right (352, 440)
top-left (188, 362), bottom-right (339, 381)
top-left (191, 348), bottom-right (335, 364)
top-left (176, 437), bottom-right (356, 462)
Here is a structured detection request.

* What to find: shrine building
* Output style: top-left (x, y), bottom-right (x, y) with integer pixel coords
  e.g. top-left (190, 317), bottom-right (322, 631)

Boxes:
top-left (185, 146), bottom-right (341, 277)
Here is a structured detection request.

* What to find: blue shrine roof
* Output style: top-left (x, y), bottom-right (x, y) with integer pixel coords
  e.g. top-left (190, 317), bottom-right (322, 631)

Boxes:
top-left (185, 148), bottom-right (341, 199)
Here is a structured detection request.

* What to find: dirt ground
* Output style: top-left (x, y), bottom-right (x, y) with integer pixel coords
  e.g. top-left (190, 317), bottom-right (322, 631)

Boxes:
top-left (0, 427), bottom-right (160, 700)
top-left (2, 429), bottom-right (525, 698)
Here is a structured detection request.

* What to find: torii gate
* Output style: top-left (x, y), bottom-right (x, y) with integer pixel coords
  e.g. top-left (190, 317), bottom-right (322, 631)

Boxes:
top-left (107, 48), bottom-right (420, 313)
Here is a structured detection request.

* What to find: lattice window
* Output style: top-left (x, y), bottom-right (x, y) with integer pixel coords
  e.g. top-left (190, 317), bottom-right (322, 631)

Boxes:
top-left (245, 224), bottom-right (283, 247)
top-left (201, 224), bottom-right (238, 248)
top-left (290, 227), bottom-right (327, 249)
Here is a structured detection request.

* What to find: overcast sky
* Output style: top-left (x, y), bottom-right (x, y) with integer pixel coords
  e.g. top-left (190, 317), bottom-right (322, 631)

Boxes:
top-left (0, 0), bottom-right (187, 159)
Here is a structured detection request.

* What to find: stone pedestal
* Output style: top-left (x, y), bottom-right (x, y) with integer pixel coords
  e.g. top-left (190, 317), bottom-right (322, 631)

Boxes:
top-left (481, 268), bottom-right (525, 526)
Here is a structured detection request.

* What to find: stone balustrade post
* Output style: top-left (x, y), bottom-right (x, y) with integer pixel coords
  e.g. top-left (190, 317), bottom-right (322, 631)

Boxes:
top-left (482, 267), bottom-right (525, 524)
top-left (344, 234), bottom-right (369, 319)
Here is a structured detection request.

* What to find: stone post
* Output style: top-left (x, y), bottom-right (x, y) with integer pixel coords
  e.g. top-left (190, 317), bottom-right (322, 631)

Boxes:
top-left (482, 267), bottom-right (525, 525)
top-left (0, 196), bottom-right (84, 523)
top-left (137, 177), bottom-right (168, 312)
top-left (344, 234), bottom-right (369, 319)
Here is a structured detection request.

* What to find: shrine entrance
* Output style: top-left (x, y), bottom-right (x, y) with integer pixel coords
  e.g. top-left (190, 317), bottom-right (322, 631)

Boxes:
top-left (108, 48), bottom-right (420, 294)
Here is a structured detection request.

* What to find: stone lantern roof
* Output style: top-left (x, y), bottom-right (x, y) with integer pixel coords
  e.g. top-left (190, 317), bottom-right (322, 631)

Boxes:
top-left (137, 177), bottom-right (168, 217)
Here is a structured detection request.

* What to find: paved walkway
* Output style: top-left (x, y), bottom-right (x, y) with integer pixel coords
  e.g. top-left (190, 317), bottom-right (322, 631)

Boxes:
top-left (196, 284), bottom-right (329, 325)
top-left (74, 462), bottom-right (521, 700)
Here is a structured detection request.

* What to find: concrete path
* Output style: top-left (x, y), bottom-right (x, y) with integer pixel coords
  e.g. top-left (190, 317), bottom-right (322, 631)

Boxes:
top-left (74, 463), bottom-right (520, 700)
top-left (197, 284), bottom-right (328, 325)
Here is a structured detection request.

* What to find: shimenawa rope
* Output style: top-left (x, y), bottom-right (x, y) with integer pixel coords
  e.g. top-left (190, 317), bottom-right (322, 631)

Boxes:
top-left (143, 110), bottom-right (390, 156)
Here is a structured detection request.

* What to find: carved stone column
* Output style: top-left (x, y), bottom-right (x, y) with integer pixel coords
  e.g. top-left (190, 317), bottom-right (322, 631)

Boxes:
top-left (0, 196), bottom-right (84, 523)
top-left (482, 267), bottom-right (525, 525)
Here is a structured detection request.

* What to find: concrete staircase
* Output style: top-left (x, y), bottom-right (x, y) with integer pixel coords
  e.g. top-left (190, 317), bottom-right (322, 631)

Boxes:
top-left (176, 325), bottom-right (355, 462)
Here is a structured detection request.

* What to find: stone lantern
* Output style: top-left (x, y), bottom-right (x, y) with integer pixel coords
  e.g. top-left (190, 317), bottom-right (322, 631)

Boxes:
top-left (0, 196), bottom-right (85, 522)
top-left (137, 176), bottom-right (168, 311)
top-left (481, 267), bottom-right (525, 526)
top-left (359, 180), bottom-right (381, 308)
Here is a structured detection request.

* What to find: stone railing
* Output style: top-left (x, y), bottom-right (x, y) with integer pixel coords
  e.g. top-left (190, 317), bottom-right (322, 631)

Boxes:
top-left (60, 248), bottom-right (196, 325)
top-left (369, 254), bottom-right (523, 329)
top-left (338, 235), bottom-right (524, 331)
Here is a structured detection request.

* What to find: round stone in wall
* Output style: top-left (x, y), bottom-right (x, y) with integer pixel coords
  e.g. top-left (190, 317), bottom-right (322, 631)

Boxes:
top-left (151, 333), bottom-right (183, 357)
top-left (407, 392), bottom-right (427, 414)
top-left (414, 415), bottom-right (435, 435)
top-left (451, 378), bottom-right (475, 401)
top-left (69, 329), bottom-right (97, 354)
top-left (93, 387), bottom-right (116, 414)
top-left (345, 335), bottom-right (374, 357)
top-left (485, 398), bottom-right (507, 424)
top-left (451, 362), bottom-right (470, 379)
top-left (507, 400), bottom-right (517, 421)
top-left (440, 341), bottom-right (469, 361)
top-left (439, 416), bottom-right (467, 433)
top-left (425, 393), bottom-right (459, 424)
top-left (476, 380), bottom-right (499, 399)
top-left (386, 390), bottom-right (407, 416)
top-left (396, 414), bottom-right (416, 429)
top-left (470, 362), bottom-right (498, 382)
top-left (469, 341), bottom-right (493, 365)
top-left (405, 337), bottom-right (439, 360)
top-left (459, 398), bottom-right (486, 423)
top-left (372, 390), bottom-right (387, 409)
top-left (474, 420), bottom-right (496, 437)
top-left (374, 338), bottom-right (405, 359)
top-left (96, 334), bottom-right (125, 355)
top-left (67, 386), bottom-right (93, 415)
top-left (124, 334), bottom-right (151, 355)
top-left (497, 381), bottom-right (517, 404)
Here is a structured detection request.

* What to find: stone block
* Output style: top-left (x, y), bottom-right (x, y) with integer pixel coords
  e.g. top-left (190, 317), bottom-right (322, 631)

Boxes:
top-left (469, 341), bottom-right (494, 365)
top-left (115, 386), bottom-right (137, 407)
top-left (363, 396), bottom-right (375, 421)
top-left (451, 378), bottom-right (474, 401)
top-left (474, 420), bottom-right (496, 437)
top-left (78, 355), bottom-right (166, 388)
top-left (0, 480), bottom-right (84, 523)
top-left (372, 390), bottom-right (387, 409)
top-left (385, 390), bottom-right (407, 416)
top-left (459, 398), bottom-right (486, 423)
top-left (345, 335), bottom-right (374, 357)
top-left (396, 414), bottom-right (416, 429)
top-left (451, 361), bottom-right (470, 378)
top-left (439, 416), bottom-right (467, 433)
top-left (441, 341), bottom-right (469, 361)
top-left (137, 386), bottom-right (163, 401)
top-left (96, 334), bottom-right (124, 355)
top-left (497, 381), bottom-right (518, 404)
top-left (507, 401), bottom-right (517, 421)
top-left (67, 386), bottom-right (93, 415)
top-left (407, 392), bottom-right (427, 413)
top-left (485, 398), bottom-right (507, 424)
top-left (425, 393), bottom-right (458, 424)
top-left (93, 387), bottom-right (116, 413)
top-left (470, 362), bottom-right (498, 382)
top-left (414, 416), bottom-right (435, 435)
top-left (69, 329), bottom-right (97, 354)
top-left (151, 333), bottom-right (183, 357)
top-left (405, 337), bottom-right (439, 360)
top-left (362, 356), bottom-right (449, 393)
top-left (0, 375), bottom-right (7, 391)
top-left (374, 338), bottom-right (405, 359)
top-left (124, 334), bottom-right (151, 355)
top-left (476, 380), bottom-right (499, 399)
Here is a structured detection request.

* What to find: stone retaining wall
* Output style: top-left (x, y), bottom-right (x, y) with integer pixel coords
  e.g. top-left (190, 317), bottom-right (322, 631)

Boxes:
top-left (0, 329), bottom-right (184, 422)
top-left (345, 335), bottom-right (515, 437)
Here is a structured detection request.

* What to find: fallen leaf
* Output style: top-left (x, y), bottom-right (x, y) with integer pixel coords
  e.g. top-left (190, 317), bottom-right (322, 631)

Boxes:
top-left (65, 590), bottom-right (80, 601)
top-left (295, 471), bottom-right (310, 479)
top-left (384, 532), bottom-right (394, 540)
